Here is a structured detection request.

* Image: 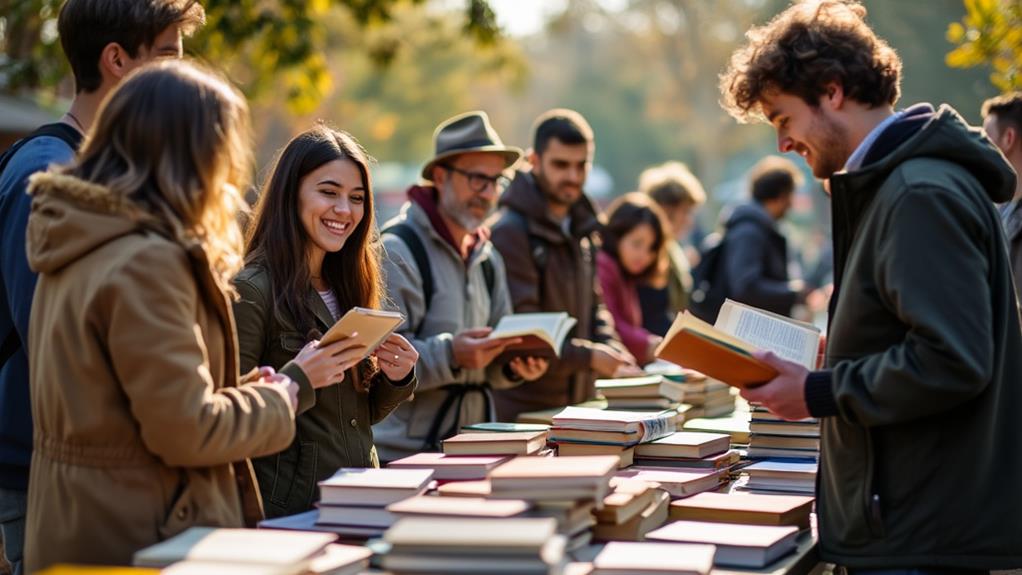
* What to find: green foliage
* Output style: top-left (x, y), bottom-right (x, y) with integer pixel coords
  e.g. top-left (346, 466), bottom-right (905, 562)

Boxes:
top-left (946, 0), bottom-right (1022, 91)
top-left (0, 0), bottom-right (502, 114)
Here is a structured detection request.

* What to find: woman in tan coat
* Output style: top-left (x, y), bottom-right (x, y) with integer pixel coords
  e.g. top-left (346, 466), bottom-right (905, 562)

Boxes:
top-left (23, 61), bottom-right (298, 570)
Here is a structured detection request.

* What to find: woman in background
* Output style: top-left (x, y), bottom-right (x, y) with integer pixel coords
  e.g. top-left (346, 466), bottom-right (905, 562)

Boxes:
top-left (24, 61), bottom-right (297, 570)
top-left (597, 192), bottom-right (673, 366)
top-left (233, 125), bottom-right (417, 518)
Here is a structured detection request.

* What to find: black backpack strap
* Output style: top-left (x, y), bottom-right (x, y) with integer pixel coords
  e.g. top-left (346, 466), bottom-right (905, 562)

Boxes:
top-left (382, 223), bottom-right (433, 311)
top-left (481, 258), bottom-right (495, 297)
top-left (503, 208), bottom-right (547, 287)
top-left (0, 122), bottom-right (83, 177)
top-left (0, 122), bottom-right (83, 371)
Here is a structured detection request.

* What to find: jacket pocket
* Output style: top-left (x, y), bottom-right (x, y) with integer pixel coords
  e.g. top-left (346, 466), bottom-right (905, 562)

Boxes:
top-left (158, 472), bottom-right (195, 540)
top-left (862, 427), bottom-right (886, 538)
top-left (266, 440), bottom-right (319, 515)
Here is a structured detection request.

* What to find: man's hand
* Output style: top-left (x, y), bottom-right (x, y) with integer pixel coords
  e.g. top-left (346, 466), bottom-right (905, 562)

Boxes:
top-left (509, 356), bottom-right (549, 381)
top-left (452, 327), bottom-right (521, 370)
top-left (590, 343), bottom-right (640, 378)
top-left (740, 350), bottom-right (811, 421)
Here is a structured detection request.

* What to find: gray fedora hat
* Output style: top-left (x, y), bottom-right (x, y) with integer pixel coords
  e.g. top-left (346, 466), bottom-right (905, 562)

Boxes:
top-left (421, 110), bottom-right (523, 181)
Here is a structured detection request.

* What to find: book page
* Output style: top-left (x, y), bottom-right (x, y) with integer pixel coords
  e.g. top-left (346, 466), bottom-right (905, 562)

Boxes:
top-left (715, 300), bottom-right (819, 369)
top-left (491, 312), bottom-right (569, 339)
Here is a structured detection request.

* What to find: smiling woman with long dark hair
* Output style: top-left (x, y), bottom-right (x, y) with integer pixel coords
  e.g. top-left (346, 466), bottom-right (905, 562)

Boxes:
top-left (233, 125), bottom-right (417, 518)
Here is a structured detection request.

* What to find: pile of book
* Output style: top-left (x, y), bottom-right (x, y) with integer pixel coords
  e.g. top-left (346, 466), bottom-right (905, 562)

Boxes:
top-left (646, 520), bottom-right (800, 569)
top-left (386, 429), bottom-right (550, 481)
top-left (313, 467), bottom-right (434, 537)
top-left (668, 491), bottom-right (814, 530)
top-left (590, 541), bottom-right (716, 575)
top-left (549, 406), bottom-right (677, 467)
top-left (591, 477), bottom-right (670, 542)
top-left (133, 527), bottom-right (371, 575)
top-left (632, 431), bottom-right (737, 472)
top-left (747, 405), bottom-right (820, 461)
top-left (615, 466), bottom-right (724, 500)
top-left (488, 455), bottom-right (619, 551)
top-left (743, 460), bottom-right (818, 494)
top-left (595, 375), bottom-right (686, 411)
top-left (381, 516), bottom-right (568, 574)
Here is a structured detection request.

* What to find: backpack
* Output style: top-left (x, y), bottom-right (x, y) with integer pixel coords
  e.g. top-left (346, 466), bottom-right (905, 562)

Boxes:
top-left (0, 123), bottom-right (83, 370)
top-left (381, 222), bottom-right (495, 326)
top-left (687, 235), bottom-right (727, 323)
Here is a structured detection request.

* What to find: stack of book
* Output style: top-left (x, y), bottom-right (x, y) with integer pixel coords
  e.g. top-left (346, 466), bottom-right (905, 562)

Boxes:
top-left (314, 468), bottom-right (434, 537)
top-left (388, 494), bottom-right (531, 521)
top-left (743, 460), bottom-right (818, 494)
top-left (591, 477), bottom-right (669, 542)
top-left (646, 520), bottom-right (800, 569)
top-left (615, 467), bottom-right (724, 499)
top-left (673, 373), bottom-right (736, 419)
top-left (591, 541), bottom-right (716, 575)
top-left (669, 492), bottom-right (814, 529)
top-left (133, 527), bottom-right (347, 574)
top-left (747, 405), bottom-right (820, 461)
top-left (387, 453), bottom-right (509, 481)
top-left (595, 375), bottom-right (686, 411)
top-left (549, 406), bottom-right (677, 467)
top-left (632, 431), bottom-right (736, 471)
top-left (489, 455), bottom-right (618, 550)
top-left (381, 516), bottom-right (567, 574)
top-left (443, 430), bottom-right (549, 456)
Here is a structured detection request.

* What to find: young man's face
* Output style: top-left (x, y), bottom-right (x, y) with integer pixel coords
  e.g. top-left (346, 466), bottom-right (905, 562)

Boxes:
top-left (531, 139), bottom-right (591, 207)
top-left (761, 90), bottom-right (851, 181)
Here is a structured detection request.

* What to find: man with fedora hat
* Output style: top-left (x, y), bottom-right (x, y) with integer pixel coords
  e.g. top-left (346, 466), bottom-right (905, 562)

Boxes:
top-left (373, 111), bottom-right (549, 461)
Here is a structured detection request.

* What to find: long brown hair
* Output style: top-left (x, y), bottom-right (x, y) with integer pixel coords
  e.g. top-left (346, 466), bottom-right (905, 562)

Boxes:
top-left (601, 192), bottom-right (671, 282)
top-left (245, 125), bottom-right (381, 338)
top-left (68, 59), bottom-right (252, 285)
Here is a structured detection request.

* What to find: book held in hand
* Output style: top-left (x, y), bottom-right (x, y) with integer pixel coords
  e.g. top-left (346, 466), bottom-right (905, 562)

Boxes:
top-left (319, 306), bottom-right (404, 355)
top-left (488, 312), bottom-right (577, 358)
top-left (655, 299), bottom-right (820, 388)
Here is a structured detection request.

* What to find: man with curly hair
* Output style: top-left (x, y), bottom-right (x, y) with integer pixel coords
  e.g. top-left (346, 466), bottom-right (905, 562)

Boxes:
top-left (721, 1), bottom-right (1022, 572)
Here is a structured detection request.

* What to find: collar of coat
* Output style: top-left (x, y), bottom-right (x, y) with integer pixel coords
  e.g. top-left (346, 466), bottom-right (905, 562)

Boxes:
top-left (498, 170), bottom-right (602, 245)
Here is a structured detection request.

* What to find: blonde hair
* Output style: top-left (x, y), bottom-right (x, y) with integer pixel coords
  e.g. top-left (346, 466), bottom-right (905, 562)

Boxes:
top-left (68, 59), bottom-right (252, 285)
top-left (639, 161), bottom-right (707, 207)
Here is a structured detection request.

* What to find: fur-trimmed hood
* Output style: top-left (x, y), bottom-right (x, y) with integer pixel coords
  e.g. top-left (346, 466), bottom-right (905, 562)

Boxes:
top-left (26, 172), bottom-right (147, 274)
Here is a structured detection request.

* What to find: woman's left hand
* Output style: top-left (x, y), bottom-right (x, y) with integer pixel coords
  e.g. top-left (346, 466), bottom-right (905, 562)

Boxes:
top-left (373, 333), bottom-right (418, 381)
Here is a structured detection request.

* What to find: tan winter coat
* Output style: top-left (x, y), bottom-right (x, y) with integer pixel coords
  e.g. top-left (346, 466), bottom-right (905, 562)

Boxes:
top-left (23, 173), bottom-right (295, 570)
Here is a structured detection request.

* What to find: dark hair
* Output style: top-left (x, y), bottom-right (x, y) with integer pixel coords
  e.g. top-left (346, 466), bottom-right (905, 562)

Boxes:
top-left (531, 108), bottom-right (594, 156)
top-left (639, 161), bottom-right (707, 208)
top-left (982, 92), bottom-right (1022, 134)
top-left (720, 0), bottom-right (901, 123)
top-left (748, 156), bottom-right (803, 203)
top-left (58, 0), bottom-right (205, 94)
top-left (601, 192), bottom-right (670, 281)
top-left (244, 125), bottom-right (382, 389)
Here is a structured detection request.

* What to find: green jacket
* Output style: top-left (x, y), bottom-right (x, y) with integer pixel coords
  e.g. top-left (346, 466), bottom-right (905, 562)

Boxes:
top-left (806, 105), bottom-right (1022, 569)
top-left (232, 263), bottom-right (415, 518)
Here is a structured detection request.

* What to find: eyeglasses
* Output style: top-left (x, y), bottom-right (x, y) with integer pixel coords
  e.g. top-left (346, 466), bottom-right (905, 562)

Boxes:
top-left (442, 165), bottom-right (511, 193)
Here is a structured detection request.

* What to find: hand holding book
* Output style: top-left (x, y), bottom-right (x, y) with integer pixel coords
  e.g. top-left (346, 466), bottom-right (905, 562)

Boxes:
top-left (738, 350), bottom-right (812, 421)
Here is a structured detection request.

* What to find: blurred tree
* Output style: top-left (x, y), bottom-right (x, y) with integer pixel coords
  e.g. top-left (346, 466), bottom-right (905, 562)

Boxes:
top-left (946, 0), bottom-right (1022, 91)
top-left (0, 0), bottom-right (501, 113)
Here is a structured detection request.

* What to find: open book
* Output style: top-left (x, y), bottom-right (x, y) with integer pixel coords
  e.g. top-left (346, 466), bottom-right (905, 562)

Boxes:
top-left (655, 299), bottom-right (820, 388)
top-left (488, 312), bottom-right (576, 358)
top-left (319, 307), bottom-right (404, 358)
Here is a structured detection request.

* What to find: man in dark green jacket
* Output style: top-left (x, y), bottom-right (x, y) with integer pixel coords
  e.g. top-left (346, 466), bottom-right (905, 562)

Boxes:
top-left (721, 1), bottom-right (1022, 571)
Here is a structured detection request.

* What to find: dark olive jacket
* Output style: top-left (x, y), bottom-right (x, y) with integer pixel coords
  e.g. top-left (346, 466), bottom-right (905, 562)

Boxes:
top-left (232, 262), bottom-right (415, 518)
top-left (805, 105), bottom-right (1022, 569)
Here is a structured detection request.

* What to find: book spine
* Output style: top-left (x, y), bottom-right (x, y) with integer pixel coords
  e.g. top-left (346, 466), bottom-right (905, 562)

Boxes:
top-left (639, 413), bottom-right (676, 443)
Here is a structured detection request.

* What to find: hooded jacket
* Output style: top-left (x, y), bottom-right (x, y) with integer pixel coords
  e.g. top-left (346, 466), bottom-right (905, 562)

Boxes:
top-left (803, 105), bottom-right (1022, 569)
top-left (488, 170), bottom-right (628, 420)
top-left (720, 201), bottom-right (798, 317)
top-left (23, 173), bottom-right (295, 570)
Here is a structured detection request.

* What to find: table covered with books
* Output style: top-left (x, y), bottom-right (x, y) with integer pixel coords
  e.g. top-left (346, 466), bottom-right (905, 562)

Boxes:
top-left (69, 353), bottom-right (829, 575)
